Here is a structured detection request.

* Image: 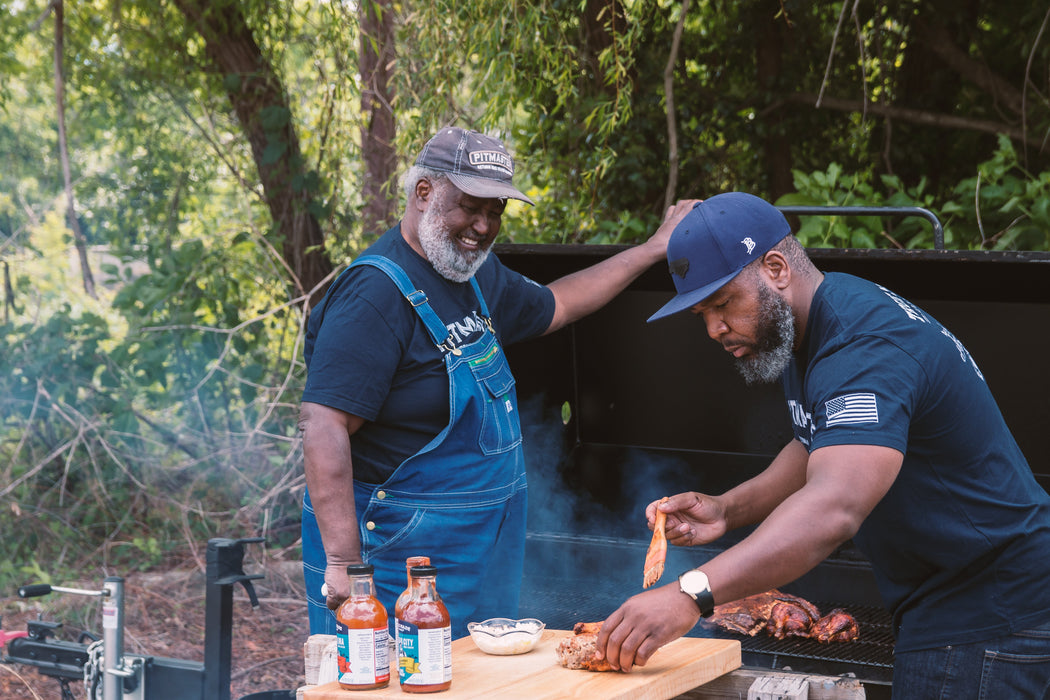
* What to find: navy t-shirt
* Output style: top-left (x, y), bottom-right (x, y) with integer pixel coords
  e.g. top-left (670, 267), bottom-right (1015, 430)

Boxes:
top-left (782, 272), bottom-right (1050, 652)
top-left (303, 225), bottom-right (556, 483)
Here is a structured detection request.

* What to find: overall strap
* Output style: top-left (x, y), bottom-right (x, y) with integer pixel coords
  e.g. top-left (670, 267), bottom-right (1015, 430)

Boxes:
top-left (471, 276), bottom-right (491, 318)
top-left (350, 255), bottom-right (491, 355)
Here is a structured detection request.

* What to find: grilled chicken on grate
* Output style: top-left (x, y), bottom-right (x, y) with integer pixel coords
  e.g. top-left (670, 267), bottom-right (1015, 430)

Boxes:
top-left (707, 589), bottom-right (859, 643)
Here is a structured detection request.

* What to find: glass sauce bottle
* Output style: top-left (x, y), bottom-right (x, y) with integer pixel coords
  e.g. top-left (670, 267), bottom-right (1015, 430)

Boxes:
top-left (395, 565), bottom-right (452, 693)
top-left (335, 564), bottom-right (390, 690)
top-left (394, 556), bottom-right (431, 620)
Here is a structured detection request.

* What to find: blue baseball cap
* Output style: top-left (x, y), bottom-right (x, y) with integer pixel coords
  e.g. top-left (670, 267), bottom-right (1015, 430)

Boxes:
top-left (647, 192), bottom-right (791, 322)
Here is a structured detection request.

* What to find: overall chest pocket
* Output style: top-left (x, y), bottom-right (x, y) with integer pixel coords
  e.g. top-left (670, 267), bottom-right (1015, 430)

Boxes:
top-left (468, 345), bottom-right (522, 455)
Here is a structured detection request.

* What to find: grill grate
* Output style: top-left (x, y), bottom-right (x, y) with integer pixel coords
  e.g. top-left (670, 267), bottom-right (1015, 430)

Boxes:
top-left (696, 603), bottom-right (895, 669)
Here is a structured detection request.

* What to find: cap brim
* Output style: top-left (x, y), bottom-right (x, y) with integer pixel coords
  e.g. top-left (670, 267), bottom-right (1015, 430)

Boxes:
top-left (448, 173), bottom-right (535, 205)
top-left (646, 269), bottom-right (743, 323)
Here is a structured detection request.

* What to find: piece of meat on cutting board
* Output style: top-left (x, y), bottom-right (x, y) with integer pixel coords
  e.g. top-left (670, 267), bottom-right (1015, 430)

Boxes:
top-left (555, 621), bottom-right (617, 672)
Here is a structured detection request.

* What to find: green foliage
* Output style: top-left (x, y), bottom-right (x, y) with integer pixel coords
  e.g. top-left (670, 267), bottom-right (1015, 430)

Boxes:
top-left (945, 136), bottom-right (1050, 251)
top-left (777, 163), bottom-right (939, 249)
top-left (778, 138), bottom-right (1050, 251)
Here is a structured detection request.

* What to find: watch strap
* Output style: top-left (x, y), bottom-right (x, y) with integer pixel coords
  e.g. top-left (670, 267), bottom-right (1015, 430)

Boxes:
top-left (692, 586), bottom-right (714, 618)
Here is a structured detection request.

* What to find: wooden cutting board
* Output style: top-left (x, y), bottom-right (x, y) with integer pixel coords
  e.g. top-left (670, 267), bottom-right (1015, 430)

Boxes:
top-left (302, 629), bottom-right (740, 700)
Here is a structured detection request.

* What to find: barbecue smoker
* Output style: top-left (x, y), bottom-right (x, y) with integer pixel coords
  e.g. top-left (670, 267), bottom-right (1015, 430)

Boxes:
top-left (497, 215), bottom-right (1050, 698)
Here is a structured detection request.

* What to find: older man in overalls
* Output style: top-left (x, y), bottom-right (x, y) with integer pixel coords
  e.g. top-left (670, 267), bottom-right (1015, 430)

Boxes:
top-left (300, 127), bottom-right (697, 637)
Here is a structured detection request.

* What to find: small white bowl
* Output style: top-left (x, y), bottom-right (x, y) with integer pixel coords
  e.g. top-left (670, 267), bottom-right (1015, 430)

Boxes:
top-left (467, 618), bottom-right (546, 655)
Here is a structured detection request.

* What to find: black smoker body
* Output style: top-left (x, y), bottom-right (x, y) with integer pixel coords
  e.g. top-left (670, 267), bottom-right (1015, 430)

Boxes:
top-left (499, 242), bottom-right (1050, 696)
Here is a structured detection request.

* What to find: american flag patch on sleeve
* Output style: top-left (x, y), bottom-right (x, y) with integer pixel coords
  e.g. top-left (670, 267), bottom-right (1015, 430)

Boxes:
top-left (825, 392), bottom-right (879, 427)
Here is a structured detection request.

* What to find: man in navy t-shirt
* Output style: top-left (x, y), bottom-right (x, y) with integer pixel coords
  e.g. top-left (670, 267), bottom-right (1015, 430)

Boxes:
top-left (596, 193), bottom-right (1050, 698)
top-left (299, 126), bottom-right (699, 638)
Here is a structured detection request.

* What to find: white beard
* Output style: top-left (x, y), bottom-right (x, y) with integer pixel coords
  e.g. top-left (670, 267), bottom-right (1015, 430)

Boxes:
top-left (417, 205), bottom-right (489, 283)
top-left (734, 284), bottom-right (796, 385)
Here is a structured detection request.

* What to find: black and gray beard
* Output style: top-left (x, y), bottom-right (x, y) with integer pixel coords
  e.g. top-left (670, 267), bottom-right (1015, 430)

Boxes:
top-left (417, 205), bottom-right (489, 283)
top-left (733, 284), bottom-right (796, 385)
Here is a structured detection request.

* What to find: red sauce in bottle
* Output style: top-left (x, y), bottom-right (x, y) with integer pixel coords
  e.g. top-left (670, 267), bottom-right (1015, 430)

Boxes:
top-left (394, 556), bottom-right (431, 620)
top-left (335, 564), bottom-right (390, 690)
top-left (396, 565), bottom-right (452, 693)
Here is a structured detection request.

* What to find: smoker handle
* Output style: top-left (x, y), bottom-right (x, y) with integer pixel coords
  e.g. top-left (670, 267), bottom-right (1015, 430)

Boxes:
top-left (777, 205), bottom-right (945, 250)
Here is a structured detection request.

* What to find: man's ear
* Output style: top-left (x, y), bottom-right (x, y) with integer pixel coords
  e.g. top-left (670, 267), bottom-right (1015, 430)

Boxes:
top-left (412, 178), bottom-right (432, 212)
top-left (762, 250), bottom-right (791, 290)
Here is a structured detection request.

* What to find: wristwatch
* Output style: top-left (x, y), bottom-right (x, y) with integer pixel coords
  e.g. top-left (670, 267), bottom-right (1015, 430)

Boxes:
top-left (678, 569), bottom-right (715, 618)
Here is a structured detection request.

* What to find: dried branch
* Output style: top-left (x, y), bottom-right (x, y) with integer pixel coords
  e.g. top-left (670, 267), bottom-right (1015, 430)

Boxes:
top-left (663, 0), bottom-right (690, 212)
top-left (787, 92), bottom-right (1047, 150)
top-left (816, 0), bottom-right (851, 108)
top-left (1022, 6), bottom-right (1050, 166)
top-left (0, 664), bottom-right (45, 700)
top-left (914, 17), bottom-right (1026, 118)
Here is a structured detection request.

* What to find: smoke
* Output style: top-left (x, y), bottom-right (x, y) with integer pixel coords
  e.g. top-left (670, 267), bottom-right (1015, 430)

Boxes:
top-left (519, 393), bottom-right (709, 541)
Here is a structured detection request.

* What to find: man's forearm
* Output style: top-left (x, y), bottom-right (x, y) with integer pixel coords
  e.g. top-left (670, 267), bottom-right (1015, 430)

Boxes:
top-left (721, 440), bottom-right (809, 531)
top-left (301, 406), bottom-right (363, 564)
top-left (309, 463), bottom-right (361, 565)
top-left (545, 243), bottom-right (663, 333)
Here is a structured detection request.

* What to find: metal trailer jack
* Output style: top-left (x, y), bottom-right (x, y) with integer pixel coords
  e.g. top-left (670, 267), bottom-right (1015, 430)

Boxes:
top-left (1, 536), bottom-right (284, 700)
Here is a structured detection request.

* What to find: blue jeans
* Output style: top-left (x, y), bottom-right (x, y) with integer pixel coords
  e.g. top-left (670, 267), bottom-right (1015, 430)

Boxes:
top-left (892, 618), bottom-right (1050, 699)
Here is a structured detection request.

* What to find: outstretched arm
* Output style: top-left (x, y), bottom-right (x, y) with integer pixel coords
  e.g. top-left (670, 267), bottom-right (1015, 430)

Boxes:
top-left (543, 199), bottom-right (700, 334)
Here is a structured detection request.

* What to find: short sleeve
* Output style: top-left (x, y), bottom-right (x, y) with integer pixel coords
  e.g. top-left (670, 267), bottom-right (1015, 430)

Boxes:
top-left (807, 335), bottom-right (925, 453)
top-left (479, 256), bottom-right (556, 345)
top-left (302, 270), bottom-right (407, 420)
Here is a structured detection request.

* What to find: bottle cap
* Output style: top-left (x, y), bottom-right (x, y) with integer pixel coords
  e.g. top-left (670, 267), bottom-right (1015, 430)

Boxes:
top-left (346, 564), bottom-right (375, 576)
top-left (409, 565), bottom-right (437, 577)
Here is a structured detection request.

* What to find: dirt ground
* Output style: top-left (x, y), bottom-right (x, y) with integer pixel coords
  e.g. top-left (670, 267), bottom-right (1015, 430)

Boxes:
top-left (0, 557), bottom-right (311, 700)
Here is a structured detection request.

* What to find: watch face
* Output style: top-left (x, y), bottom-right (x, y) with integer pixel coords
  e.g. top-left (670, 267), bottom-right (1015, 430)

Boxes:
top-left (680, 570), bottom-right (709, 594)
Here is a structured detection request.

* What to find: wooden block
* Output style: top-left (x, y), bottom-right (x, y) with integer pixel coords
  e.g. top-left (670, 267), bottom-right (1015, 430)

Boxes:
top-left (303, 634), bottom-right (338, 686)
top-left (676, 667), bottom-right (864, 700)
top-left (747, 674), bottom-right (809, 700)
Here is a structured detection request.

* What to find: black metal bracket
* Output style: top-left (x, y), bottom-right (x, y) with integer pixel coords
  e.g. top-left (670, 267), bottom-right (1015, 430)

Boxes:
top-left (203, 537), bottom-right (266, 700)
top-left (4, 634), bottom-right (90, 681)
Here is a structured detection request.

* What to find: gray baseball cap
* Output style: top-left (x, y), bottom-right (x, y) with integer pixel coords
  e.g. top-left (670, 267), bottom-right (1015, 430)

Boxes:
top-left (415, 127), bottom-right (535, 205)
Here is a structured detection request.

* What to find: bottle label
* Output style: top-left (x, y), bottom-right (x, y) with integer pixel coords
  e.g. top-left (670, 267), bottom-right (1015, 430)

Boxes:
top-left (396, 619), bottom-right (452, 686)
top-left (336, 622), bottom-right (390, 686)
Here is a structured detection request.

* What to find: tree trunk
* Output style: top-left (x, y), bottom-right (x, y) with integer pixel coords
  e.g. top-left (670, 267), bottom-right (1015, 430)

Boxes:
top-left (663, 0), bottom-right (690, 211)
top-left (755, 7), bottom-right (793, 201)
top-left (581, 0), bottom-right (628, 96)
top-left (359, 0), bottom-right (398, 238)
top-left (173, 0), bottom-right (333, 306)
top-left (52, 0), bottom-right (97, 299)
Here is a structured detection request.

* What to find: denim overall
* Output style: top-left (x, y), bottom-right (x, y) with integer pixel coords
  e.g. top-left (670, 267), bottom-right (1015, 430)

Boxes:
top-left (303, 255), bottom-right (528, 639)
